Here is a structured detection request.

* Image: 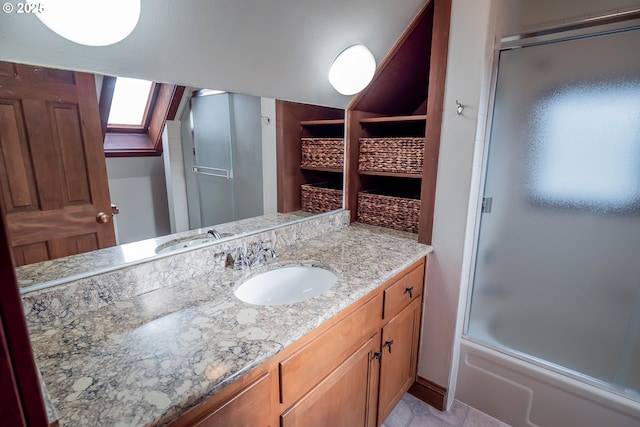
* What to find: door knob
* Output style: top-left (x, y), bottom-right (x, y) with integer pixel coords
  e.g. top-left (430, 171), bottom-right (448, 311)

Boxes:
top-left (96, 211), bottom-right (110, 224)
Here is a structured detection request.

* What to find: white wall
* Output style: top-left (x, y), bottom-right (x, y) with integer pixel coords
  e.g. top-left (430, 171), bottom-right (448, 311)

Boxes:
top-left (261, 98), bottom-right (278, 214)
top-left (424, 0), bottom-right (640, 415)
top-left (163, 121), bottom-right (191, 234)
top-left (106, 156), bottom-right (171, 244)
top-left (418, 0), bottom-right (498, 408)
top-left (0, 0), bottom-right (424, 110)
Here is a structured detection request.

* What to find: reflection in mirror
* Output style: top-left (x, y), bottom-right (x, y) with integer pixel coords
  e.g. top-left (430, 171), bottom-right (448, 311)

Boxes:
top-left (0, 62), bottom-right (345, 292)
top-left (182, 91), bottom-right (265, 229)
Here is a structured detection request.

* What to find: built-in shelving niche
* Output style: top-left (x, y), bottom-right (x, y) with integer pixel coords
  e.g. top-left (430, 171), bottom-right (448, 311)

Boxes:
top-left (275, 101), bottom-right (344, 214)
top-left (346, 0), bottom-right (451, 244)
top-left (276, 0), bottom-right (451, 244)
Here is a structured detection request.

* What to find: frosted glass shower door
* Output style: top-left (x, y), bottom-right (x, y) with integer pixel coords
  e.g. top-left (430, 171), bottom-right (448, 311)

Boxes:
top-left (190, 94), bottom-right (235, 227)
top-left (467, 27), bottom-right (640, 398)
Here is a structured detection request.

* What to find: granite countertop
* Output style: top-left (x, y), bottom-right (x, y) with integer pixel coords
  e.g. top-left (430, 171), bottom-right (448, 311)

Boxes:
top-left (25, 224), bottom-right (432, 426)
top-left (16, 211), bottom-right (313, 290)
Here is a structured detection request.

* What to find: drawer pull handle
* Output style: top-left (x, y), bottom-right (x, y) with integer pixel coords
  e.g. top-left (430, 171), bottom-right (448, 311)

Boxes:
top-left (373, 352), bottom-right (382, 361)
top-left (384, 340), bottom-right (394, 353)
top-left (405, 286), bottom-right (414, 298)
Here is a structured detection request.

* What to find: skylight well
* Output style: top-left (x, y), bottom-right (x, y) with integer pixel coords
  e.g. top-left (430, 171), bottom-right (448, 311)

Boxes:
top-left (107, 77), bottom-right (154, 127)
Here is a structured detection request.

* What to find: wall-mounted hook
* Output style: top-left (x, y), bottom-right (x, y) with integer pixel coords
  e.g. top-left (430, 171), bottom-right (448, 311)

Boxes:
top-left (456, 100), bottom-right (464, 115)
top-left (261, 115), bottom-right (271, 125)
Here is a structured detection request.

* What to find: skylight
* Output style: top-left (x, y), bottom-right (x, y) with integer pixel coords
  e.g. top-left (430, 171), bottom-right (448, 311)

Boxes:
top-left (107, 77), bottom-right (153, 126)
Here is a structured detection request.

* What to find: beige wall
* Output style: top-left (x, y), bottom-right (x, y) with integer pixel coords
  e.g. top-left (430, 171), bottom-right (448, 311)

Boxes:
top-left (417, 0), bottom-right (499, 409)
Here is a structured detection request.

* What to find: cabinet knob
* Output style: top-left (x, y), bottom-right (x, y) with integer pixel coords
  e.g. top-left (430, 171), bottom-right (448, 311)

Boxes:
top-left (384, 340), bottom-right (394, 353)
top-left (373, 352), bottom-right (382, 361)
top-left (405, 286), bottom-right (414, 298)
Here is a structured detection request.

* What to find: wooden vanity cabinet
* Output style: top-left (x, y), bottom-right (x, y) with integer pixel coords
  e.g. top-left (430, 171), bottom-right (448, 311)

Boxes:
top-left (173, 257), bottom-right (426, 427)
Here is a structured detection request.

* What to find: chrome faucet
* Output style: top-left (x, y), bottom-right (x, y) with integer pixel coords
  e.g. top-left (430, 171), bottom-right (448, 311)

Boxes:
top-left (228, 239), bottom-right (277, 270)
top-left (207, 229), bottom-right (222, 239)
top-left (247, 240), bottom-right (277, 267)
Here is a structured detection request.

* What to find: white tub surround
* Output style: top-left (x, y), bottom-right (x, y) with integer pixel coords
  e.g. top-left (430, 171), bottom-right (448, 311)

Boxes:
top-left (456, 339), bottom-right (640, 427)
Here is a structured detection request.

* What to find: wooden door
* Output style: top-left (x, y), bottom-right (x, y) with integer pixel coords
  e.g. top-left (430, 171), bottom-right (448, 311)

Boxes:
top-left (377, 298), bottom-right (422, 424)
top-left (281, 334), bottom-right (380, 427)
top-left (0, 213), bottom-right (48, 426)
top-left (0, 61), bottom-right (116, 266)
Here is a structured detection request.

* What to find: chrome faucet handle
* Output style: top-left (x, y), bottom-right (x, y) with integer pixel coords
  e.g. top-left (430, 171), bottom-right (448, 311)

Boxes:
top-left (256, 239), bottom-right (276, 257)
top-left (244, 240), bottom-right (277, 267)
top-left (253, 239), bottom-right (271, 250)
top-left (232, 247), bottom-right (248, 270)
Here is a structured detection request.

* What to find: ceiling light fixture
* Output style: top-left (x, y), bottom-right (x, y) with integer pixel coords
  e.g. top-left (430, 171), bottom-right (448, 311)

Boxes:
top-left (35, 0), bottom-right (141, 47)
top-left (328, 45), bottom-right (376, 96)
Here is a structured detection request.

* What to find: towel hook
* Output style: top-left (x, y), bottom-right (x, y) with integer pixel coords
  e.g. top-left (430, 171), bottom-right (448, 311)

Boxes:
top-left (456, 100), bottom-right (464, 115)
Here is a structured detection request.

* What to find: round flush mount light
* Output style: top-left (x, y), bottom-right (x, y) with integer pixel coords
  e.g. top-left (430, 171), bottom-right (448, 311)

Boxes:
top-left (35, 0), bottom-right (141, 47)
top-left (328, 45), bottom-right (376, 96)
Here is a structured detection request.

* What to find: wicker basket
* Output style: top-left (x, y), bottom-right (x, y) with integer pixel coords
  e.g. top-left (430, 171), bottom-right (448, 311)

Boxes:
top-left (301, 184), bottom-right (343, 214)
top-left (301, 138), bottom-right (344, 169)
top-left (357, 192), bottom-right (420, 233)
top-left (359, 137), bottom-right (424, 174)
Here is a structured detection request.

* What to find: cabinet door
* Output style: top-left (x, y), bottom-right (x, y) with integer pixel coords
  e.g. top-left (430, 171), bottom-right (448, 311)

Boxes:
top-left (279, 294), bottom-right (382, 406)
top-left (377, 298), bottom-right (422, 424)
top-left (281, 334), bottom-right (380, 427)
top-left (192, 372), bottom-right (273, 427)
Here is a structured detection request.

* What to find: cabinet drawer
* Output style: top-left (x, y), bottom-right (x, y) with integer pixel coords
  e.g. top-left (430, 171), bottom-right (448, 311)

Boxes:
top-left (279, 293), bottom-right (382, 406)
top-left (192, 372), bottom-right (272, 427)
top-left (382, 259), bottom-right (425, 320)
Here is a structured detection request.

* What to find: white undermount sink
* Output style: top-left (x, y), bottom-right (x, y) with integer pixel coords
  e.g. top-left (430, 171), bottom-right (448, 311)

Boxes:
top-left (234, 266), bottom-right (337, 306)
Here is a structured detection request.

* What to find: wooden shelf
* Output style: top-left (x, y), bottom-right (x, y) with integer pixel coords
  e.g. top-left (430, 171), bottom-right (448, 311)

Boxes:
top-left (360, 115), bottom-right (426, 124)
top-left (301, 166), bottom-right (343, 173)
top-left (344, 0), bottom-right (451, 244)
top-left (300, 119), bottom-right (345, 126)
top-left (359, 170), bottom-right (422, 179)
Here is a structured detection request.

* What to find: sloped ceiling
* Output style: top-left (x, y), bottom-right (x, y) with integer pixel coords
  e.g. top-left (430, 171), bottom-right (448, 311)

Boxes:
top-left (0, 0), bottom-right (427, 108)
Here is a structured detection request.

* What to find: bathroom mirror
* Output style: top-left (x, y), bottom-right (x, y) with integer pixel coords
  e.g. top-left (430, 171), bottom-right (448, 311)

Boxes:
top-left (0, 61), bottom-right (345, 291)
top-left (0, 0), bottom-right (433, 292)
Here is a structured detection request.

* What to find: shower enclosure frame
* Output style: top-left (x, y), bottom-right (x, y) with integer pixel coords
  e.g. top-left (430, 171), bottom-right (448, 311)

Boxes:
top-left (459, 9), bottom-right (640, 426)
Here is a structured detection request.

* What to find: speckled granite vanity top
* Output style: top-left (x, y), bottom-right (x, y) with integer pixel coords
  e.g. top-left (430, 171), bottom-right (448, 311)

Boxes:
top-left (24, 223), bottom-right (432, 426)
top-left (16, 212), bottom-right (313, 290)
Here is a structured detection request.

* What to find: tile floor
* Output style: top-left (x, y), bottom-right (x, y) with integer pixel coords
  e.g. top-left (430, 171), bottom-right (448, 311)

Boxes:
top-left (382, 393), bottom-right (510, 427)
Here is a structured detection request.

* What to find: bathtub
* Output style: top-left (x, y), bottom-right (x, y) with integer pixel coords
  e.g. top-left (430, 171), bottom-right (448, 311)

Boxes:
top-left (455, 336), bottom-right (640, 426)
